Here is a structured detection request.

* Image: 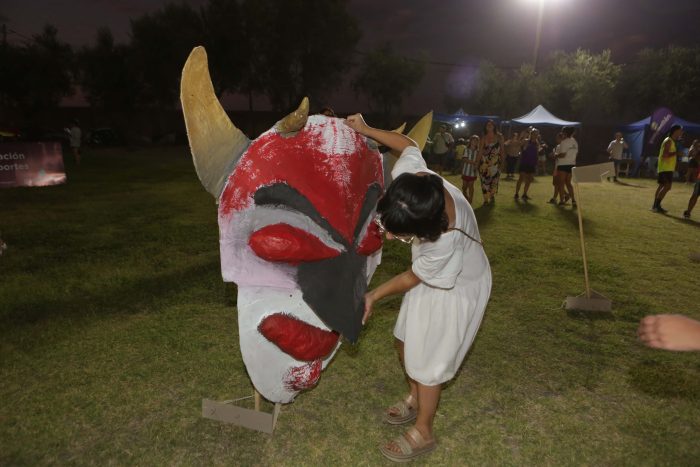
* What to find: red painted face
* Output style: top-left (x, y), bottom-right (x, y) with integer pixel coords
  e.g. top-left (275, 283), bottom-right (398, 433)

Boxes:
top-left (218, 117), bottom-right (383, 385)
top-left (221, 118), bottom-right (383, 247)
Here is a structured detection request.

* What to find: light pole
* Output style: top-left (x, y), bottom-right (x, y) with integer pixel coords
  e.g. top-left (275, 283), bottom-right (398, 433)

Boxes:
top-left (533, 0), bottom-right (545, 72)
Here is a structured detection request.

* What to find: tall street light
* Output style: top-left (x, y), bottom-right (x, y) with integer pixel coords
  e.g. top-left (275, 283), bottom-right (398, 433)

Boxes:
top-left (533, 0), bottom-right (545, 72)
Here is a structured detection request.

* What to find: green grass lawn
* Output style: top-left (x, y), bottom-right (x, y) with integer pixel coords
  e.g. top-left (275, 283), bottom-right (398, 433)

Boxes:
top-left (1, 147), bottom-right (699, 466)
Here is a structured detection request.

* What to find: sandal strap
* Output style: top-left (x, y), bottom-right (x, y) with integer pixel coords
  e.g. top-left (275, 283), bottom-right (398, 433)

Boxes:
top-left (389, 400), bottom-right (410, 417)
top-left (394, 433), bottom-right (414, 455)
top-left (404, 394), bottom-right (416, 407)
top-left (405, 427), bottom-right (427, 447)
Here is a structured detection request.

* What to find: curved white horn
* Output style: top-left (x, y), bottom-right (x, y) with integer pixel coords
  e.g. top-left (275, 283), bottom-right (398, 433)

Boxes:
top-left (180, 46), bottom-right (250, 199)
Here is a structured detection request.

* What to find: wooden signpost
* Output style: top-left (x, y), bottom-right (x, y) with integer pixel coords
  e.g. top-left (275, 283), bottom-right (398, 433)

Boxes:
top-left (565, 162), bottom-right (615, 312)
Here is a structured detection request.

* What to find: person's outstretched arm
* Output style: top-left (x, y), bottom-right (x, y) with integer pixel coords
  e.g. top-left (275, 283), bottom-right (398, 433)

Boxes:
top-left (363, 269), bottom-right (421, 324)
top-left (344, 113), bottom-right (418, 154)
top-left (638, 314), bottom-right (700, 351)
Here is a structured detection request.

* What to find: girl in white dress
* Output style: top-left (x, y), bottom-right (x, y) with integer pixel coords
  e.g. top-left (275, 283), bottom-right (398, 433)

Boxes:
top-left (345, 114), bottom-right (492, 462)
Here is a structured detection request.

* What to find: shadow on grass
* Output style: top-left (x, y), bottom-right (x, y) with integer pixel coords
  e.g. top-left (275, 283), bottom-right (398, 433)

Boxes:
top-left (614, 179), bottom-right (647, 188)
top-left (666, 214), bottom-right (700, 228)
top-left (514, 200), bottom-right (540, 214)
top-left (566, 308), bottom-right (616, 321)
top-left (0, 258), bottom-right (221, 330)
top-left (473, 202), bottom-right (495, 227)
top-left (553, 204), bottom-right (595, 233)
top-left (629, 359), bottom-right (700, 401)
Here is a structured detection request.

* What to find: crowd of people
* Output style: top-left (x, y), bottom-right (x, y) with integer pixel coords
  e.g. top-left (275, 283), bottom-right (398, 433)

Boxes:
top-left (425, 121), bottom-right (700, 219)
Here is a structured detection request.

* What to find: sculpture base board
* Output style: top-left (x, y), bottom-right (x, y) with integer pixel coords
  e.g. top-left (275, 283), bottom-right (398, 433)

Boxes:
top-left (565, 290), bottom-right (612, 312)
top-left (202, 398), bottom-right (281, 434)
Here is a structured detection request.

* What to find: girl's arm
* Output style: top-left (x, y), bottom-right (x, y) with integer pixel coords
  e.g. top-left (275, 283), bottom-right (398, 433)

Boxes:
top-left (344, 113), bottom-right (417, 153)
top-left (474, 140), bottom-right (484, 166)
top-left (363, 269), bottom-right (421, 324)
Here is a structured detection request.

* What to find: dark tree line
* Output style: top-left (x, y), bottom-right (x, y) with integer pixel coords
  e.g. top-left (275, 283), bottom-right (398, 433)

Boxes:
top-left (445, 47), bottom-right (700, 123)
top-left (0, 0), bottom-right (423, 127)
top-left (5, 1), bottom-right (697, 128)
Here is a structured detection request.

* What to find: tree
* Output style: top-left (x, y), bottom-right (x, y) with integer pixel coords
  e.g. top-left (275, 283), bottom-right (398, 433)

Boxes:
top-left (200, 0), bottom-right (245, 98)
top-left (238, 0), bottom-right (274, 111)
top-left (77, 28), bottom-right (139, 111)
top-left (261, 0), bottom-right (360, 110)
top-left (0, 25), bottom-right (74, 117)
top-left (129, 3), bottom-right (204, 109)
top-left (618, 46), bottom-right (700, 121)
top-left (459, 61), bottom-right (515, 117)
top-left (353, 44), bottom-right (424, 125)
top-left (542, 49), bottom-right (621, 121)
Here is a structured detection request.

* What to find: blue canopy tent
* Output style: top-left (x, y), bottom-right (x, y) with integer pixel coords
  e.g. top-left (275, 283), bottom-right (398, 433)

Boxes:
top-left (433, 108), bottom-right (501, 128)
top-left (621, 115), bottom-right (700, 176)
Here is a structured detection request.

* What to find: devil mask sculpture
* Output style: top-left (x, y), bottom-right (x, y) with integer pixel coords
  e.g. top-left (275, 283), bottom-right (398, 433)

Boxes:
top-left (181, 47), bottom-right (388, 403)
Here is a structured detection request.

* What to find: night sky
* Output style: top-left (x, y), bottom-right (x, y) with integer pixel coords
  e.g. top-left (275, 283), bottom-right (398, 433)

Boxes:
top-left (3, 0), bottom-right (700, 112)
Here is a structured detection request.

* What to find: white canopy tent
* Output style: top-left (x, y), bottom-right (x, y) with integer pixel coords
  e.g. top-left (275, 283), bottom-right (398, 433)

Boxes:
top-left (508, 105), bottom-right (581, 127)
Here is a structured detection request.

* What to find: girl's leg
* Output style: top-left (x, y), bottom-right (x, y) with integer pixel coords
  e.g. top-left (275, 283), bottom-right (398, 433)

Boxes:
top-left (515, 173), bottom-right (523, 197)
top-left (686, 192), bottom-right (698, 215)
top-left (415, 383), bottom-right (441, 440)
top-left (550, 174), bottom-right (556, 200)
top-left (467, 182), bottom-right (474, 203)
top-left (523, 173), bottom-right (533, 196)
top-left (462, 179), bottom-right (467, 198)
top-left (653, 183), bottom-right (663, 205)
top-left (557, 179), bottom-right (565, 201)
top-left (481, 179), bottom-right (490, 204)
top-left (557, 172), bottom-right (568, 203)
top-left (396, 340), bottom-right (418, 401)
top-left (565, 173), bottom-right (576, 204)
top-left (659, 181), bottom-right (672, 201)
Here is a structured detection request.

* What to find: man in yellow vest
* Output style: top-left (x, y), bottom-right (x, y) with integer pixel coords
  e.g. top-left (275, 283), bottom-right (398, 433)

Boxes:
top-left (652, 125), bottom-right (683, 213)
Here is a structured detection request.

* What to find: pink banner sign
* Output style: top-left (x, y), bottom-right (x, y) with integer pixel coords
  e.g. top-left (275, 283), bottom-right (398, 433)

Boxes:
top-left (0, 142), bottom-right (67, 188)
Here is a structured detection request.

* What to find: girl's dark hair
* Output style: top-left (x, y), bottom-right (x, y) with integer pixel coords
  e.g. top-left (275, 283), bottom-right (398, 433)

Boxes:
top-left (669, 124), bottom-right (682, 137)
top-left (562, 126), bottom-right (576, 137)
top-left (377, 173), bottom-right (448, 242)
top-left (483, 119), bottom-right (497, 135)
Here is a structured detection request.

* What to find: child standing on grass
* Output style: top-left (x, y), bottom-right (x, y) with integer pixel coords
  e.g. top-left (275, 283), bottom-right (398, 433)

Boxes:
top-left (514, 129), bottom-right (539, 201)
top-left (344, 113), bottom-right (491, 463)
top-left (548, 132), bottom-right (566, 204)
top-left (454, 138), bottom-right (466, 176)
top-left (461, 135), bottom-right (479, 203)
top-left (554, 126), bottom-right (578, 207)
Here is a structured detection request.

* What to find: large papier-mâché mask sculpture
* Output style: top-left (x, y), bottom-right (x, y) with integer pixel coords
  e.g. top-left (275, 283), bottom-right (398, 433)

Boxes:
top-left (181, 47), bottom-right (384, 403)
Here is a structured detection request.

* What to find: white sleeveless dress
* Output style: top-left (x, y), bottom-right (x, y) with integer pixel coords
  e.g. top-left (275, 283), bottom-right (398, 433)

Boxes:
top-left (391, 146), bottom-right (492, 385)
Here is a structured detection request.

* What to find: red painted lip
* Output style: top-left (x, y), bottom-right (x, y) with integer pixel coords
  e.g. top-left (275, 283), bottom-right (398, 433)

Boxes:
top-left (285, 360), bottom-right (323, 391)
top-left (258, 313), bottom-right (340, 362)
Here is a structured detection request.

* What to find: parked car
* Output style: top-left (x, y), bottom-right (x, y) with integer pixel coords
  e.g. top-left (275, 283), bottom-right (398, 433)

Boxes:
top-left (0, 125), bottom-right (21, 142)
top-left (86, 127), bottom-right (125, 146)
top-left (19, 127), bottom-right (71, 147)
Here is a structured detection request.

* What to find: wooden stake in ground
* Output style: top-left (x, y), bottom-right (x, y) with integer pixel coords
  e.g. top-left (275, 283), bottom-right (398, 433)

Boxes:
top-left (565, 162), bottom-right (614, 312)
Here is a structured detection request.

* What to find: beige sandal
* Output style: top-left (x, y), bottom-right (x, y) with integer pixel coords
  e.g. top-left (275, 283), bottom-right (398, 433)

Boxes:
top-left (379, 426), bottom-right (437, 462)
top-left (383, 395), bottom-right (417, 425)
